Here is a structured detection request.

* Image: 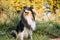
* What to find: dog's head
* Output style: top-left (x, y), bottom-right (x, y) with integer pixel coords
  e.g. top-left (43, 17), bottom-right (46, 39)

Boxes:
top-left (23, 6), bottom-right (36, 21)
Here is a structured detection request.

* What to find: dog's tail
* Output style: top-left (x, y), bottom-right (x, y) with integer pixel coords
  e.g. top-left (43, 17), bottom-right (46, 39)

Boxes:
top-left (11, 30), bottom-right (17, 38)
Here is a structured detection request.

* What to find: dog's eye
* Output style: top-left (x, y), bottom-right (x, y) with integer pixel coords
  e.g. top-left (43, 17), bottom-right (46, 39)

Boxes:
top-left (25, 12), bottom-right (29, 14)
top-left (25, 12), bottom-right (29, 15)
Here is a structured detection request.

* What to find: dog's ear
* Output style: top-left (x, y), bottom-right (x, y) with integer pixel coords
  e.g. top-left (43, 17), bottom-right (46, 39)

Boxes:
top-left (23, 6), bottom-right (27, 9)
top-left (30, 6), bottom-right (34, 9)
top-left (30, 6), bottom-right (36, 15)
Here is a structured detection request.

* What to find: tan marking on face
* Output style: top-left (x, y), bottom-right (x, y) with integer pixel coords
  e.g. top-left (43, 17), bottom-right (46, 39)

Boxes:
top-left (23, 11), bottom-right (33, 18)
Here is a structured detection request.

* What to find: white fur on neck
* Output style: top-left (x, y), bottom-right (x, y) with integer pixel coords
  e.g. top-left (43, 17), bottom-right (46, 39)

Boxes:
top-left (25, 15), bottom-right (36, 31)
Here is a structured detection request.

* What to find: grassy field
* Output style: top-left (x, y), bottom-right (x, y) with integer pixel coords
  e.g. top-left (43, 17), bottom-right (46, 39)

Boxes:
top-left (0, 21), bottom-right (50, 40)
top-left (0, 31), bottom-right (50, 40)
top-left (0, 20), bottom-right (60, 40)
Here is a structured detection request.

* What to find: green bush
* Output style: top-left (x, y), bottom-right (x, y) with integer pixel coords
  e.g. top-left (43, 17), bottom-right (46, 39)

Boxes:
top-left (36, 21), bottom-right (60, 38)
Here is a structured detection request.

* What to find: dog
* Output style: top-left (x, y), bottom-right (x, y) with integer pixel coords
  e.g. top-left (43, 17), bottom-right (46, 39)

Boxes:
top-left (11, 6), bottom-right (36, 40)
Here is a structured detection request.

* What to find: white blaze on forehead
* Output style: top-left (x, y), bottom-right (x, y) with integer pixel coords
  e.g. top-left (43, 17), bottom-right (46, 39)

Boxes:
top-left (25, 9), bottom-right (29, 12)
top-left (25, 15), bottom-right (36, 31)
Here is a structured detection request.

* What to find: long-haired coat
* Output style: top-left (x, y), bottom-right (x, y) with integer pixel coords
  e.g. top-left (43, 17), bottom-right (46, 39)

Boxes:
top-left (11, 6), bottom-right (36, 40)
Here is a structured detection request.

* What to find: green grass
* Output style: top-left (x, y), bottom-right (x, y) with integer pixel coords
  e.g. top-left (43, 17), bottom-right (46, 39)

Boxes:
top-left (0, 21), bottom-right (50, 40)
top-left (0, 21), bottom-right (60, 40)
top-left (0, 32), bottom-right (50, 40)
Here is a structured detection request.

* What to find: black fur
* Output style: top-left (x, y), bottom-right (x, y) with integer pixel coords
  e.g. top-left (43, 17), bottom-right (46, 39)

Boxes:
top-left (16, 20), bottom-right (24, 33)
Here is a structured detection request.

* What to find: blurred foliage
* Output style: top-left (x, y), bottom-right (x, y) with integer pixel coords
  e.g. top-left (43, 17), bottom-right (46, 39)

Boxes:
top-left (0, 0), bottom-right (60, 40)
top-left (0, 0), bottom-right (60, 11)
top-left (0, 0), bottom-right (60, 23)
top-left (36, 21), bottom-right (60, 38)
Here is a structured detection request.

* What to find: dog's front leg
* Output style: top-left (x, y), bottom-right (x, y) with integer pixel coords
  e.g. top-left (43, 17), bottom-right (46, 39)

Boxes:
top-left (17, 35), bottom-right (24, 40)
top-left (20, 32), bottom-right (24, 40)
top-left (20, 36), bottom-right (24, 40)
top-left (30, 35), bottom-right (33, 40)
top-left (17, 32), bottom-right (24, 40)
top-left (29, 30), bottom-right (33, 40)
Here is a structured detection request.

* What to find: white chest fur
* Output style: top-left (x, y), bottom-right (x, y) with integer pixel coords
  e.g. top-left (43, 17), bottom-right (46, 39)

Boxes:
top-left (25, 16), bottom-right (36, 31)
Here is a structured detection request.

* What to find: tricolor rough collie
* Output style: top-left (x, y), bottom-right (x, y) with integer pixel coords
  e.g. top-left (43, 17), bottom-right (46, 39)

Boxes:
top-left (11, 6), bottom-right (36, 40)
